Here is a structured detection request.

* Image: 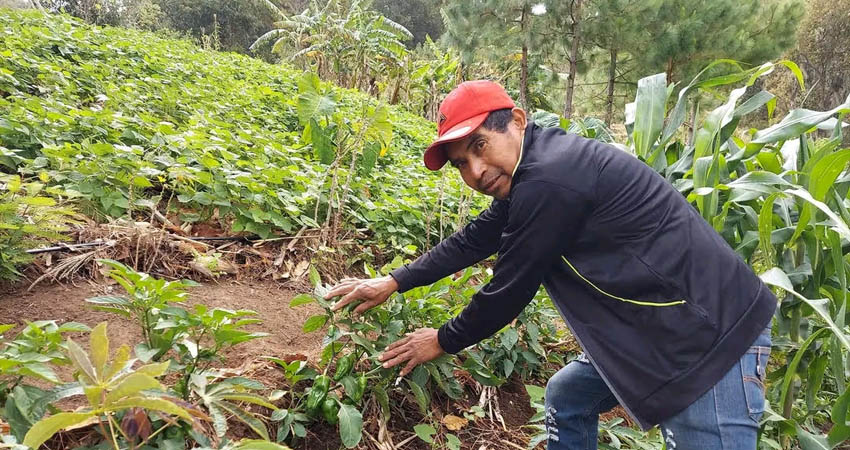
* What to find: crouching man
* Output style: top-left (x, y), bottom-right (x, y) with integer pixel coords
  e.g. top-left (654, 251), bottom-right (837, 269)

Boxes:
top-left (327, 80), bottom-right (775, 450)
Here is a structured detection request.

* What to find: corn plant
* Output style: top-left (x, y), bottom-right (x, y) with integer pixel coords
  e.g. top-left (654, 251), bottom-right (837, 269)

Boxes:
top-left (22, 322), bottom-right (195, 449)
top-left (623, 60), bottom-right (850, 448)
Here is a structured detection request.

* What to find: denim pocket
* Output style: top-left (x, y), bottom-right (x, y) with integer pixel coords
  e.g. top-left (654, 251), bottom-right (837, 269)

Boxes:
top-left (742, 332), bottom-right (771, 422)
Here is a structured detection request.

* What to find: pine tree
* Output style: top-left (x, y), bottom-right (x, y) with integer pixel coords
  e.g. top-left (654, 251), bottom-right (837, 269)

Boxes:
top-left (581, 0), bottom-right (650, 124)
top-left (636, 0), bottom-right (803, 83)
top-left (441, 0), bottom-right (559, 111)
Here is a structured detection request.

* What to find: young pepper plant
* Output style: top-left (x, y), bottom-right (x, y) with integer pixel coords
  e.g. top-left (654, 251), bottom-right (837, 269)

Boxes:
top-left (86, 259), bottom-right (199, 361)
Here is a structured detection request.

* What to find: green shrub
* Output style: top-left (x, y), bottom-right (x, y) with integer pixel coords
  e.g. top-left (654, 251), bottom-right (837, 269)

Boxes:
top-left (0, 174), bottom-right (76, 280)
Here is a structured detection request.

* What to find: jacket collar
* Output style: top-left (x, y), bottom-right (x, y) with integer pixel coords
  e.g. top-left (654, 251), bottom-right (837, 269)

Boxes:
top-left (509, 121), bottom-right (538, 190)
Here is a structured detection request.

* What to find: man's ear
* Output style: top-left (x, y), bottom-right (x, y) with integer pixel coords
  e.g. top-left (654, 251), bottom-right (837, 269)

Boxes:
top-left (511, 107), bottom-right (527, 132)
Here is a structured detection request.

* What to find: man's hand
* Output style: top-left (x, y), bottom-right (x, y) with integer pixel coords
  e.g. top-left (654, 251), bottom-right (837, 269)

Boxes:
top-left (325, 275), bottom-right (399, 315)
top-left (379, 328), bottom-right (444, 376)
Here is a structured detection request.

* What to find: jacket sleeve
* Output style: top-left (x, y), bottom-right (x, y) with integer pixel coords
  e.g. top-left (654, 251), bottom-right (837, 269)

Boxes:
top-left (389, 199), bottom-right (509, 293)
top-left (437, 180), bottom-right (591, 354)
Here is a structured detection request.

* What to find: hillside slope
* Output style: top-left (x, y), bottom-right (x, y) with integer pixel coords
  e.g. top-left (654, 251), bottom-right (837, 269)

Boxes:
top-left (0, 10), bottom-right (473, 254)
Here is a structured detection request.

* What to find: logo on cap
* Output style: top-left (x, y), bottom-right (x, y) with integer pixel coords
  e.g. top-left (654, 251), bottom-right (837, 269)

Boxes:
top-left (439, 112), bottom-right (447, 127)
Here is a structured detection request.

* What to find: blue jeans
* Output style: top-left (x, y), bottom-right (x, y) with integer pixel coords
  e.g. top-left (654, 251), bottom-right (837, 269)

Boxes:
top-left (544, 329), bottom-right (771, 449)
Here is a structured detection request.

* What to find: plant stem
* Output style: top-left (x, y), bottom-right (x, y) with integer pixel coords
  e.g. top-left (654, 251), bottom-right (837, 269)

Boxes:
top-left (109, 413), bottom-right (134, 448)
top-left (105, 413), bottom-right (122, 450)
top-left (138, 422), bottom-right (171, 447)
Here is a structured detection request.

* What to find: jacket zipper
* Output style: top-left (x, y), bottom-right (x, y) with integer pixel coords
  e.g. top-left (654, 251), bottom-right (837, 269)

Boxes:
top-left (561, 256), bottom-right (685, 307)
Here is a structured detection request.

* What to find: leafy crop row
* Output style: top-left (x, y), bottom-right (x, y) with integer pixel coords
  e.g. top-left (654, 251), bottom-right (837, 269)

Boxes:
top-left (0, 10), bottom-right (476, 272)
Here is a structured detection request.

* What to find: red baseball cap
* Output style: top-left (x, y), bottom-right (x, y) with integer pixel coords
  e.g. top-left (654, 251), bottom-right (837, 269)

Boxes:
top-left (424, 80), bottom-right (516, 170)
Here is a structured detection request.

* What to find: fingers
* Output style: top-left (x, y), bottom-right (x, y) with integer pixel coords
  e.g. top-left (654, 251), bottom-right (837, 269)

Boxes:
top-left (400, 358), bottom-right (419, 377)
top-left (381, 349), bottom-right (412, 369)
top-left (325, 279), bottom-right (360, 299)
top-left (381, 336), bottom-right (412, 358)
top-left (353, 299), bottom-right (380, 315)
top-left (331, 287), bottom-right (363, 312)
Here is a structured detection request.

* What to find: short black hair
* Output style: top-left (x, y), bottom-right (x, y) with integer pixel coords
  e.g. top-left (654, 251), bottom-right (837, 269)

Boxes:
top-left (480, 108), bottom-right (514, 133)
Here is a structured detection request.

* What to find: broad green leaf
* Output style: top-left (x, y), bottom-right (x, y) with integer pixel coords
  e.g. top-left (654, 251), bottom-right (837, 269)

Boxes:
top-left (105, 373), bottom-right (163, 403)
top-left (289, 294), bottom-right (315, 307)
top-left (796, 425), bottom-right (830, 450)
top-left (220, 393), bottom-right (278, 410)
top-left (271, 408), bottom-right (288, 421)
top-left (413, 423), bottom-right (436, 444)
top-left (105, 396), bottom-right (192, 421)
top-left (66, 338), bottom-right (96, 383)
top-left (32, 383), bottom-right (83, 412)
top-left (209, 403), bottom-right (228, 437)
top-left (310, 119), bottom-right (334, 164)
top-left (90, 322), bottom-right (109, 378)
top-left (56, 322), bottom-right (90, 333)
top-left (233, 440), bottom-right (293, 450)
top-left (217, 401), bottom-right (270, 441)
top-left (753, 95), bottom-right (850, 144)
top-left (302, 314), bottom-right (328, 333)
top-left (23, 412), bottom-right (97, 449)
top-left (828, 388), bottom-right (850, 447)
top-left (21, 196), bottom-right (56, 207)
top-left (297, 73), bottom-right (337, 125)
top-left (446, 433), bottom-right (461, 450)
top-left (134, 361), bottom-right (169, 377)
top-left (525, 384), bottom-right (545, 402)
top-left (760, 268), bottom-right (850, 352)
top-left (372, 385), bottom-right (389, 419)
top-left (17, 363), bottom-right (60, 384)
top-left (501, 327), bottom-right (518, 350)
top-left (406, 379), bottom-right (429, 416)
top-left (359, 142), bottom-right (379, 175)
top-left (338, 404), bottom-right (363, 448)
top-left (632, 73), bottom-right (667, 158)
top-left (340, 375), bottom-right (359, 402)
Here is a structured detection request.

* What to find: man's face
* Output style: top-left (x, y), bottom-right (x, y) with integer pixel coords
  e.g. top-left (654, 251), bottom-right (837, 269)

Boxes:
top-left (443, 109), bottom-right (526, 200)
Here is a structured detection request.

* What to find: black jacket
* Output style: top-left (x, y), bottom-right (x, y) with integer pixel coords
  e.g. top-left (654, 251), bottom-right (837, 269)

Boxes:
top-left (390, 122), bottom-right (776, 429)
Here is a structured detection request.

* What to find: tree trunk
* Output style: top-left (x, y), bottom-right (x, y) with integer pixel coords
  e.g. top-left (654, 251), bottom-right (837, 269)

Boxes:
top-left (563, 0), bottom-right (583, 119)
top-left (519, 8), bottom-right (529, 111)
top-left (666, 58), bottom-right (674, 84)
top-left (520, 44), bottom-right (529, 111)
top-left (606, 48), bottom-right (617, 125)
top-left (389, 77), bottom-right (402, 105)
top-left (687, 96), bottom-right (699, 146)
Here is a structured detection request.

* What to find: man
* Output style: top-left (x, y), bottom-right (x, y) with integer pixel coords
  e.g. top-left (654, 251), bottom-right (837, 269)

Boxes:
top-left (326, 80), bottom-right (775, 449)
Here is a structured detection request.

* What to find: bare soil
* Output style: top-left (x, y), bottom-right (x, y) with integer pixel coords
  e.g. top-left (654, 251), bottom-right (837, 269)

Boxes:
top-left (0, 279), bottom-right (326, 365)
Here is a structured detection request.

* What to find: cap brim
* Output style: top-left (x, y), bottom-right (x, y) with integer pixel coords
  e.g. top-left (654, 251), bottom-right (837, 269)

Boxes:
top-left (423, 112), bottom-right (490, 170)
